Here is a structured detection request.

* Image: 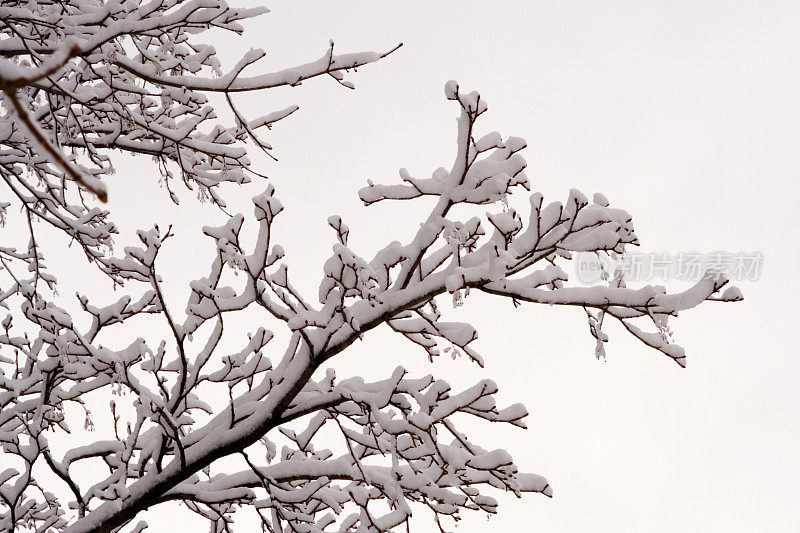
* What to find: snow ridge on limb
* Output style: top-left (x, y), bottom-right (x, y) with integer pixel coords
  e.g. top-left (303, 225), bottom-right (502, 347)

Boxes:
top-left (0, 0), bottom-right (399, 281)
top-left (0, 182), bottom-right (543, 532)
top-left (359, 80), bottom-right (740, 368)
top-left (0, 80), bottom-right (738, 533)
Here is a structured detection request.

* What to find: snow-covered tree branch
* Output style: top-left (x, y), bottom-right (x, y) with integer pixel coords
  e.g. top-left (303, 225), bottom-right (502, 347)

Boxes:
top-left (0, 3), bottom-right (742, 532)
top-left (0, 0), bottom-right (398, 277)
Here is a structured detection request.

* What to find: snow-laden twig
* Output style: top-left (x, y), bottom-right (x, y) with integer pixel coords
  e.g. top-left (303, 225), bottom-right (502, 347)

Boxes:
top-left (0, 5), bottom-right (741, 530)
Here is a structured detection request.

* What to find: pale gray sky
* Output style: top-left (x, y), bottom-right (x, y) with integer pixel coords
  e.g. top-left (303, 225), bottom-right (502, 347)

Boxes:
top-left (88, 1), bottom-right (800, 531)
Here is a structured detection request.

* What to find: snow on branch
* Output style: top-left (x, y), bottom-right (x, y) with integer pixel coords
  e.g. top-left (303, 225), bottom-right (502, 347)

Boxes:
top-left (0, 20), bottom-right (740, 530)
top-left (0, 0), bottom-right (397, 282)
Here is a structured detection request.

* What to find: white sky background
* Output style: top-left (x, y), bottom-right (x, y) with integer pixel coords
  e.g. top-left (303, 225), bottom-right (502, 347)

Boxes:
top-left (45, 1), bottom-right (800, 531)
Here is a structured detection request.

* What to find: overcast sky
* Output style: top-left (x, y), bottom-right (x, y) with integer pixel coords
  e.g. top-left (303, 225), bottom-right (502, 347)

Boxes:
top-left (88, 1), bottom-right (800, 531)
